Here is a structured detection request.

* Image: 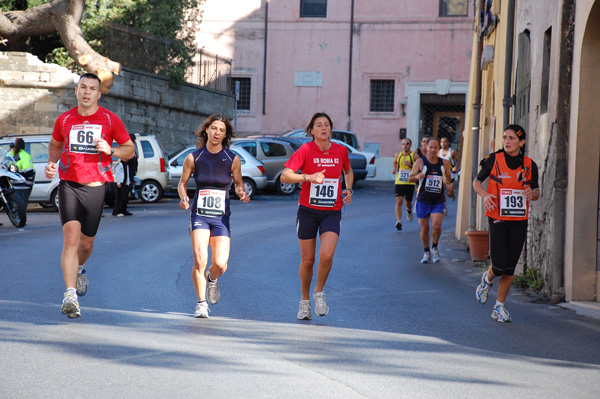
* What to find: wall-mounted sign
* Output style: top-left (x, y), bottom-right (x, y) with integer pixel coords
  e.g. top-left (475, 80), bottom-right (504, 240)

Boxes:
top-left (294, 71), bottom-right (322, 87)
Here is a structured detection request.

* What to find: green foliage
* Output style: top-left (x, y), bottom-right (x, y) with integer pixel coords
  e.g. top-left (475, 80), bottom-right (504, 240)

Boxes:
top-left (513, 267), bottom-right (544, 291)
top-left (45, 47), bottom-right (83, 74)
top-left (5, 0), bottom-right (205, 85)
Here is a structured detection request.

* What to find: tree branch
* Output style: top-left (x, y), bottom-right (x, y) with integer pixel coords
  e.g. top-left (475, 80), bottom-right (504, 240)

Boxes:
top-left (1, 0), bottom-right (121, 93)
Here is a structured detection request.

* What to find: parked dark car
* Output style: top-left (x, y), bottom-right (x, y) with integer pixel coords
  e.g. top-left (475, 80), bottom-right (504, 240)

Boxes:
top-left (270, 136), bottom-right (368, 182)
top-left (231, 137), bottom-right (298, 195)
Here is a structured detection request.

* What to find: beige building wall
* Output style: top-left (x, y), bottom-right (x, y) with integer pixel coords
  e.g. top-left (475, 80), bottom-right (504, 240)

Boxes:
top-left (456, 0), bottom-right (508, 239)
top-left (566, 0), bottom-right (600, 301)
top-left (459, 0), bottom-right (600, 303)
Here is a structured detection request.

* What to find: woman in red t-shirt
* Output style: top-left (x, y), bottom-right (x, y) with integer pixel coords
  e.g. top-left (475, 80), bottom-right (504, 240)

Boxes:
top-left (281, 112), bottom-right (354, 320)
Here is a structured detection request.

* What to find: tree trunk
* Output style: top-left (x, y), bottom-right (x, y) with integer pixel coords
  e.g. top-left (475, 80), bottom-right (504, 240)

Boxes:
top-left (0, 0), bottom-right (121, 93)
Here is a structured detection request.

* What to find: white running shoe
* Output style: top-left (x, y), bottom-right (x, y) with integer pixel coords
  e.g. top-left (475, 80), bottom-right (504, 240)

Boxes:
top-left (421, 251), bottom-right (430, 264)
top-left (313, 291), bottom-right (329, 316)
top-left (61, 291), bottom-right (81, 319)
top-left (431, 247), bottom-right (441, 263)
top-left (297, 300), bottom-right (312, 320)
top-left (194, 302), bottom-right (210, 318)
top-left (76, 270), bottom-right (88, 297)
top-left (206, 272), bottom-right (220, 305)
top-left (476, 271), bottom-right (493, 304)
top-left (406, 210), bottom-right (413, 222)
top-left (492, 305), bottom-right (512, 322)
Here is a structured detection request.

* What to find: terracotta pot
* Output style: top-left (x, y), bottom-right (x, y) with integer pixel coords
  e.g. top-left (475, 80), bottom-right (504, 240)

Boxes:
top-left (465, 230), bottom-right (489, 261)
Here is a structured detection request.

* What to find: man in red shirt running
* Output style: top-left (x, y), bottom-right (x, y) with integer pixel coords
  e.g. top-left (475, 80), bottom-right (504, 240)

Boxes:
top-left (46, 73), bottom-right (135, 319)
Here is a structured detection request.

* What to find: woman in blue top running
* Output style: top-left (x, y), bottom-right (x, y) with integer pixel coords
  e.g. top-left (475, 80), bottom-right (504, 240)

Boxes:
top-left (177, 114), bottom-right (250, 318)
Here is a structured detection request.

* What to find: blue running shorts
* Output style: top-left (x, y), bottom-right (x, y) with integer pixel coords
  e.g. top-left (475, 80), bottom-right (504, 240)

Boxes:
top-left (416, 201), bottom-right (445, 219)
top-left (189, 212), bottom-right (231, 237)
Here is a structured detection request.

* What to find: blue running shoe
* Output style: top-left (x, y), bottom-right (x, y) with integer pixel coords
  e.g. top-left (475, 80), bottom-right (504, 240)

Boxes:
top-left (76, 270), bottom-right (88, 297)
top-left (476, 271), bottom-right (493, 304)
top-left (492, 305), bottom-right (512, 322)
top-left (431, 248), bottom-right (441, 263)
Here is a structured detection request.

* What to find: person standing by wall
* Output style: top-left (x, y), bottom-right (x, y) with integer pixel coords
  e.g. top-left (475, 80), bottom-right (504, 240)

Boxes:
top-left (125, 133), bottom-right (138, 207)
top-left (391, 138), bottom-right (417, 230)
top-left (45, 73), bottom-right (135, 319)
top-left (473, 124), bottom-right (539, 323)
top-left (112, 158), bottom-right (131, 217)
top-left (281, 112), bottom-right (353, 320)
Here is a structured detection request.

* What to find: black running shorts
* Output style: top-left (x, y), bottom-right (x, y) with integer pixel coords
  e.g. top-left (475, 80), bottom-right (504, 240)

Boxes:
top-left (296, 205), bottom-right (342, 240)
top-left (58, 180), bottom-right (106, 237)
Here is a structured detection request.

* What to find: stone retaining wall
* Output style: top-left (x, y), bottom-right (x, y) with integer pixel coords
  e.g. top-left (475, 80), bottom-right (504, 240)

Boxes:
top-left (0, 52), bottom-right (235, 153)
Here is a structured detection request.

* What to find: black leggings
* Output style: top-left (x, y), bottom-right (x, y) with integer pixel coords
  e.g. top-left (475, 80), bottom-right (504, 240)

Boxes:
top-left (488, 217), bottom-right (528, 276)
top-left (58, 180), bottom-right (106, 237)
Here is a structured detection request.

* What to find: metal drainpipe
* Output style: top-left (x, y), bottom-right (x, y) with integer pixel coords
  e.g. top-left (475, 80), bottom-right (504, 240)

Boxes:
top-left (347, 0), bottom-right (355, 117)
top-left (502, 0), bottom-right (515, 128)
top-left (549, 0), bottom-right (575, 303)
top-left (262, 1), bottom-right (269, 115)
top-left (468, 0), bottom-right (485, 231)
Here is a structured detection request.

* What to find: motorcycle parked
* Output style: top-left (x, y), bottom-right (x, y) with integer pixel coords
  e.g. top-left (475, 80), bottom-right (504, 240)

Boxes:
top-left (0, 149), bottom-right (27, 227)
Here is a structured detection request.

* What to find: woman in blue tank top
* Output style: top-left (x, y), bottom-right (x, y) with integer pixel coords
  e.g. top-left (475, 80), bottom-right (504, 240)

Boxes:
top-left (177, 114), bottom-right (250, 318)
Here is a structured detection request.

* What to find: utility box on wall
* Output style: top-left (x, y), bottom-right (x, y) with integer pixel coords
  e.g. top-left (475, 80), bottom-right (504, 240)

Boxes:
top-left (364, 142), bottom-right (380, 158)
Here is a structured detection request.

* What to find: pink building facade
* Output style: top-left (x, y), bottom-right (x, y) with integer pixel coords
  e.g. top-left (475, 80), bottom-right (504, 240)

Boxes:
top-left (196, 0), bottom-right (473, 177)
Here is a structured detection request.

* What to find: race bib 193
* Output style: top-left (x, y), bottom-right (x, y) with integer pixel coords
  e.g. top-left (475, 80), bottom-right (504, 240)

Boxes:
top-left (500, 188), bottom-right (526, 217)
top-left (309, 178), bottom-right (339, 207)
top-left (197, 189), bottom-right (226, 216)
top-left (69, 124), bottom-right (102, 154)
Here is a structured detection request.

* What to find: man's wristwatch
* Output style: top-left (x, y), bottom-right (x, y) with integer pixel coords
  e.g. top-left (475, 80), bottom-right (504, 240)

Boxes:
top-left (110, 147), bottom-right (115, 156)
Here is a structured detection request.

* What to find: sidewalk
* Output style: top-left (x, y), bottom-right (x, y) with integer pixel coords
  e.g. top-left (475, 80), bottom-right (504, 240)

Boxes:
top-left (559, 301), bottom-right (600, 320)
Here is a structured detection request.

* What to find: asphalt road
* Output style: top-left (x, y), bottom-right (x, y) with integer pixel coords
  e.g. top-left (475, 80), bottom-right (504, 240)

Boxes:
top-left (1, 181), bottom-right (600, 398)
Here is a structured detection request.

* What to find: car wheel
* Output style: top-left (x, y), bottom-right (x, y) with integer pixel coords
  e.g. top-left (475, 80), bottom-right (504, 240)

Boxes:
top-left (140, 180), bottom-right (163, 203)
top-left (276, 175), bottom-right (296, 196)
top-left (242, 178), bottom-right (257, 199)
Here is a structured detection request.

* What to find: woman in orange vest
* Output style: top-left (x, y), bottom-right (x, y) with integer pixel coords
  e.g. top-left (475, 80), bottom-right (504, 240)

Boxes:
top-left (472, 124), bottom-right (540, 322)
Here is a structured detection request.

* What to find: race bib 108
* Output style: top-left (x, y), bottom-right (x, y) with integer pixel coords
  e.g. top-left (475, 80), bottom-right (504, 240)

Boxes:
top-left (197, 189), bottom-right (226, 216)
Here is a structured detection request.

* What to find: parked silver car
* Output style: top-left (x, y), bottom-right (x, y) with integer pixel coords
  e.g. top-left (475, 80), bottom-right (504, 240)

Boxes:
top-left (168, 145), bottom-right (267, 198)
top-left (134, 134), bottom-right (172, 203)
top-left (331, 139), bottom-right (377, 178)
top-left (232, 138), bottom-right (297, 195)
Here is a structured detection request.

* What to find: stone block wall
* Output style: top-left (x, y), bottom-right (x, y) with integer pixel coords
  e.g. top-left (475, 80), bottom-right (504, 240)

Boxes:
top-left (0, 52), bottom-right (235, 153)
